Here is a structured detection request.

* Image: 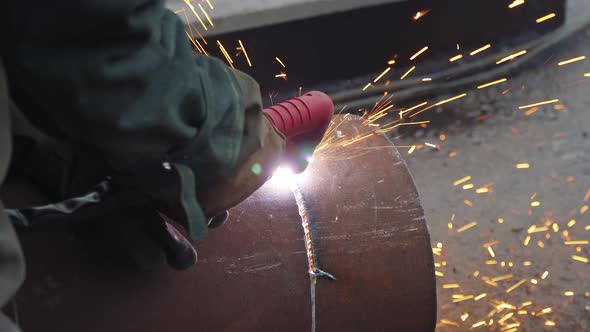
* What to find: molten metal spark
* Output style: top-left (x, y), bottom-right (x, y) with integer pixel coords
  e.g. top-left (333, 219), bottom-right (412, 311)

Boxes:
top-left (217, 40), bottom-right (234, 68)
top-left (399, 101), bottom-right (428, 118)
top-left (536, 13), bottom-right (557, 24)
top-left (410, 46), bottom-right (429, 60)
top-left (557, 56), bottom-right (586, 66)
top-left (409, 93), bottom-right (468, 118)
top-left (373, 67), bottom-right (391, 83)
top-left (237, 40), bottom-right (253, 67)
top-left (518, 99), bottom-right (559, 109)
top-left (564, 240), bottom-right (589, 245)
top-left (470, 44), bottom-right (492, 56)
top-left (185, 31), bottom-right (208, 55)
top-left (453, 176), bottom-right (472, 186)
top-left (413, 9), bottom-right (431, 21)
top-left (198, 3), bottom-right (214, 27)
top-left (477, 78), bottom-right (508, 89)
top-left (184, 0), bottom-right (208, 30)
top-left (457, 221), bottom-right (477, 233)
top-left (508, 0), bottom-right (525, 9)
top-left (275, 57), bottom-right (286, 68)
top-left (497, 50), bottom-right (528, 64)
top-left (443, 284), bottom-right (460, 289)
top-left (572, 255), bottom-right (589, 263)
top-left (505, 279), bottom-right (527, 293)
top-left (400, 66), bottom-right (416, 80)
top-left (449, 54), bottom-right (463, 62)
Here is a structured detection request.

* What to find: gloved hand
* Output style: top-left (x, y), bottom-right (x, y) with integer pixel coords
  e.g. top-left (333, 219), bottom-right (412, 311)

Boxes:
top-left (9, 90), bottom-right (333, 271)
top-left (198, 91), bottom-right (334, 223)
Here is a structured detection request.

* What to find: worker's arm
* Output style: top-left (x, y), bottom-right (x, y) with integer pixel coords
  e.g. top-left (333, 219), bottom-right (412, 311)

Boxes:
top-left (3, 0), bottom-right (270, 240)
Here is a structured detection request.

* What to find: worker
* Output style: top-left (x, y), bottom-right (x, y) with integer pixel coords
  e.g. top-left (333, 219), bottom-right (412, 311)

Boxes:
top-left (0, 1), bottom-right (332, 331)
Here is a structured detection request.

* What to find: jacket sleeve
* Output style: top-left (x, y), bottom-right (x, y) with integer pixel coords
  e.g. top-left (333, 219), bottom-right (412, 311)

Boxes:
top-left (2, 0), bottom-right (266, 239)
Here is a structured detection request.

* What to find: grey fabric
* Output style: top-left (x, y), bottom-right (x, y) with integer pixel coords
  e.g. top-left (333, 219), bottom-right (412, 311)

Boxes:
top-left (0, 63), bottom-right (25, 331)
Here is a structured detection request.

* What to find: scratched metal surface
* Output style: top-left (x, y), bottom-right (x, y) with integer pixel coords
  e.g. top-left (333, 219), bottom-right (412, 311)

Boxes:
top-left (7, 117), bottom-right (436, 332)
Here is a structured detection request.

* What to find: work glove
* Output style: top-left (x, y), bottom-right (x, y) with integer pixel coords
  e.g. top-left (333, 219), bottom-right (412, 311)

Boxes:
top-left (9, 91), bottom-right (333, 271)
top-left (198, 91), bottom-right (334, 223)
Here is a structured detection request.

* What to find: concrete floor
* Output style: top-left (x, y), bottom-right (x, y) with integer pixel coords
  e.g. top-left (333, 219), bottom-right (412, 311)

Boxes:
top-left (396, 20), bottom-right (590, 332)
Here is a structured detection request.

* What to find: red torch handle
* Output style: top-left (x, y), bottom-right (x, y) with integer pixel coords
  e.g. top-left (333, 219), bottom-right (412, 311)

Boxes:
top-left (263, 91), bottom-right (334, 141)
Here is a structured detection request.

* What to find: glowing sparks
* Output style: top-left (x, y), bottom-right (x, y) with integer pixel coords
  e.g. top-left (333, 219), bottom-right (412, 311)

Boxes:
top-left (581, 205), bottom-right (589, 214)
top-left (567, 219), bottom-right (576, 228)
top-left (400, 66), bottom-right (416, 80)
top-left (238, 40), bottom-right (253, 67)
top-left (497, 50), bottom-right (527, 64)
top-left (422, 77), bottom-right (432, 82)
top-left (443, 284), bottom-right (460, 289)
top-left (185, 31), bottom-right (208, 55)
top-left (399, 101), bottom-right (428, 118)
top-left (565, 240), bottom-right (588, 245)
top-left (198, 3), bottom-right (214, 27)
top-left (409, 93), bottom-right (468, 118)
top-left (476, 188), bottom-right (489, 194)
top-left (474, 293), bottom-right (487, 301)
top-left (410, 46), bottom-right (429, 61)
top-left (472, 321), bottom-right (486, 328)
top-left (585, 73), bottom-right (590, 77)
top-left (531, 201), bottom-right (541, 207)
top-left (557, 56), bottom-right (586, 66)
top-left (508, 0), bottom-right (525, 8)
top-left (373, 67), bottom-right (391, 83)
top-left (487, 247), bottom-right (496, 258)
top-left (184, 0), bottom-right (208, 30)
top-left (536, 13), bottom-right (557, 24)
top-left (564, 291), bottom-right (575, 296)
top-left (518, 99), bottom-right (560, 109)
top-left (477, 78), bottom-right (508, 89)
top-left (505, 279), bottom-right (527, 293)
top-left (440, 319), bottom-right (460, 327)
top-left (216, 40), bottom-right (234, 68)
top-left (516, 163), bottom-right (530, 169)
top-left (572, 255), bottom-right (589, 263)
top-left (462, 183), bottom-right (474, 190)
top-left (491, 274), bottom-right (513, 282)
top-left (413, 9), bottom-right (431, 21)
top-left (470, 44), bottom-right (492, 56)
top-left (449, 54), bottom-right (463, 62)
top-left (453, 176), bottom-right (472, 186)
top-left (275, 57), bottom-right (286, 68)
top-left (362, 83), bottom-right (372, 91)
top-left (457, 221), bottom-right (477, 233)
top-left (545, 320), bottom-right (556, 327)
top-left (524, 235), bottom-right (531, 246)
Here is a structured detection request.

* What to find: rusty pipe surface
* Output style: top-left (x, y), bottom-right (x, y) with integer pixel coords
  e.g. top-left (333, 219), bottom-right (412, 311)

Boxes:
top-left (3, 116), bottom-right (436, 332)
